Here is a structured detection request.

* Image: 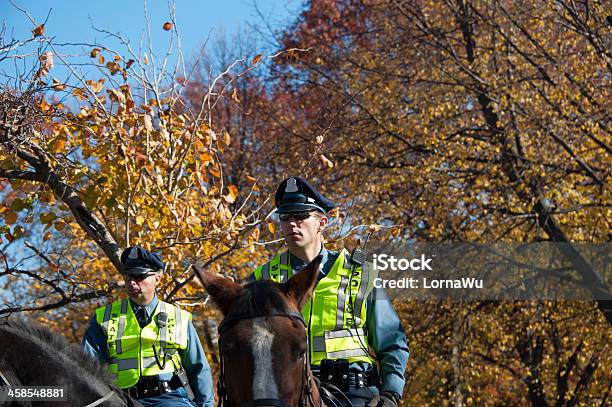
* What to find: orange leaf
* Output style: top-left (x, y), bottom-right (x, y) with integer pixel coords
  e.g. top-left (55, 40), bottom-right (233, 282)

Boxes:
top-left (252, 54), bottom-right (263, 65)
top-left (32, 24), bottom-right (45, 37)
top-left (5, 212), bottom-right (17, 225)
top-left (320, 154), bottom-right (334, 168)
top-left (90, 48), bottom-right (100, 58)
top-left (163, 22), bottom-right (173, 31)
top-left (228, 184), bottom-right (238, 201)
top-left (368, 224), bottom-right (382, 233)
top-left (52, 78), bottom-right (65, 91)
top-left (246, 175), bottom-right (257, 183)
top-left (49, 138), bottom-right (66, 153)
top-left (267, 222), bottom-right (276, 234)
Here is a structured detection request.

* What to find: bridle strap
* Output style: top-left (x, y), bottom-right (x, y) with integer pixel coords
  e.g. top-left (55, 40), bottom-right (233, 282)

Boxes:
top-left (218, 310), bottom-right (306, 333)
top-left (84, 390), bottom-right (117, 407)
top-left (0, 369), bottom-right (11, 387)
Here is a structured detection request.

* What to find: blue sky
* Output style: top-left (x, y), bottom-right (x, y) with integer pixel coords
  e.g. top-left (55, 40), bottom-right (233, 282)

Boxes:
top-left (1, 0), bottom-right (302, 81)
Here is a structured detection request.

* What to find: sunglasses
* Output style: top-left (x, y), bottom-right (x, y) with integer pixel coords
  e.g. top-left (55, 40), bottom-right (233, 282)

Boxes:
top-left (124, 273), bottom-right (156, 282)
top-left (278, 212), bottom-right (313, 222)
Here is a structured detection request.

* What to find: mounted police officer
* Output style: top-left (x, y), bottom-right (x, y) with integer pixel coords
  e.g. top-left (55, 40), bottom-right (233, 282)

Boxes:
top-left (83, 246), bottom-right (214, 407)
top-left (250, 177), bottom-right (409, 407)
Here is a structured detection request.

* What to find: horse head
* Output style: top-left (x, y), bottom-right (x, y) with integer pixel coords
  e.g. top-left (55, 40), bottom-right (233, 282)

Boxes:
top-left (194, 257), bottom-right (322, 407)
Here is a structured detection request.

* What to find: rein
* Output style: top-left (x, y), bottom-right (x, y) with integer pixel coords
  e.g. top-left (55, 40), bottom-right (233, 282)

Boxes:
top-left (84, 390), bottom-right (116, 407)
top-left (217, 310), bottom-right (320, 407)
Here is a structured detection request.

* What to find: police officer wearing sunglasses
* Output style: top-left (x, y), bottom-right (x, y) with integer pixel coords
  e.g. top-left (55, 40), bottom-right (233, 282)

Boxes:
top-left (250, 177), bottom-right (409, 407)
top-left (83, 247), bottom-right (214, 407)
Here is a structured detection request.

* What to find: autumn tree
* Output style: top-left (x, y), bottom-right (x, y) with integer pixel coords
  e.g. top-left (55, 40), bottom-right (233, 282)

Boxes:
top-left (202, 0), bottom-right (611, 404)
top-left (0, 5), bottom-right (271, 352)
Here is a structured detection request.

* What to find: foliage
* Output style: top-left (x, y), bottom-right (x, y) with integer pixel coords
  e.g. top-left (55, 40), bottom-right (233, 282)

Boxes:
top-left (190, 0), bottom-right (611, 404)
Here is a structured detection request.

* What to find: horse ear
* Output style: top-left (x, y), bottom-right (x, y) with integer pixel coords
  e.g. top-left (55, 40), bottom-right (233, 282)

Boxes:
top-left (192, 265), bottom-right (243, 315)
top-left (283, 255), bottom-right (322, 309)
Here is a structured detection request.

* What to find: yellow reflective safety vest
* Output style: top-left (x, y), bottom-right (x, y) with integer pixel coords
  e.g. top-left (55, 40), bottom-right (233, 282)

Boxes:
top-left (253, 249), bottom-right (376, 366)
top-left (95, 299), bottom-right (191, 388)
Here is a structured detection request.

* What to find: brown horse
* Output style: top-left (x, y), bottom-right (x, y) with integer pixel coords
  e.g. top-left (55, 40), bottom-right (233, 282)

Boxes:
top-left (194, 257), bottom-right (324, 407)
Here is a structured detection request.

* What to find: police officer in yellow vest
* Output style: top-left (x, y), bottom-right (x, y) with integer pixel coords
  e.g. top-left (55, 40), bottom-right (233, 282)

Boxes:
top-left (83, 247), bottom-right (214, 407)
top-left (250, 177), bottom-right (409, 407)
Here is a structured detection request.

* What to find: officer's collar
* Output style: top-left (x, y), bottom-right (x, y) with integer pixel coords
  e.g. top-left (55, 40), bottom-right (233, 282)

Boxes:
top-left (129, 294), bottom-right (158, 315)
top-left (288, 245), bottom-right (328, 272)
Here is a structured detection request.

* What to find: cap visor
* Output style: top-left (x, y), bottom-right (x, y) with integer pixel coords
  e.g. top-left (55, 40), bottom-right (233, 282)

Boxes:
top-left (276, 203), bottom-right (325, 214)
top-left (122, 267), bottom-right (156, 275)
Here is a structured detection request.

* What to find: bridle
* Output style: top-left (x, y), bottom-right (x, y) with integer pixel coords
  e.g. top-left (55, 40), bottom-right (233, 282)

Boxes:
top-left (216, 310), bottom-right (320, 407)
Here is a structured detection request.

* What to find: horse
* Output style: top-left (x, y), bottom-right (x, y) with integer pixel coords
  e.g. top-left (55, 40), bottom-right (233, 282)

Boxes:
top-left (194, 257), bottom-right (324, 407)
top-left (0, 319), bottom-right (140, 407)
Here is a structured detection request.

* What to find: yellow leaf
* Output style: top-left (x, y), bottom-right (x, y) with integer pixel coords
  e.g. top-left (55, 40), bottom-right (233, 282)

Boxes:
top-left (40, 212), bottom-right (57, 224)
top-left (135, 216), bottom-right (145, 226)
top-left (186, 215), bottom-right (201, 225)
top-left (32, 24), bottom-right (44, 37)
top-left (328, 208), bottom-right (339, 218)
top-left (268, 222), bottom-right (276, 234)
top-left (246, 175), bottom-right (257, 183)
top-left (98, 54), bottom-right (105, 64)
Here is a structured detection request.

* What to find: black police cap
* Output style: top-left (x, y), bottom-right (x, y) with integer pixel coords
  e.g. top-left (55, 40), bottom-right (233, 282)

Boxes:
top-left (120, 246), bottom-right (164, 275)
top-left (274, 177), bottom-right (335, 214)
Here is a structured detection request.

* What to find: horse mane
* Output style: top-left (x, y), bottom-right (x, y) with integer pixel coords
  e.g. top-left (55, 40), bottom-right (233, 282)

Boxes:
top-left (229, 280), bottom-right (294, 318)
top-left (0, 318), bottom-right (115, 384)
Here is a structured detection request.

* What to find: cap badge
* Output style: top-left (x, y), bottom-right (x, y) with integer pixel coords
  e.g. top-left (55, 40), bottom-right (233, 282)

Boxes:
top-left (285, 177), bottom-right (298, 193)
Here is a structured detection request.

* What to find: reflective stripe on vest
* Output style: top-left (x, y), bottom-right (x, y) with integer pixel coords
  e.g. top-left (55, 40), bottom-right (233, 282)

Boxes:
top-left (254, 249), bottom-right (376, 365)
top-left (95, 299), bottom-right (191, 388)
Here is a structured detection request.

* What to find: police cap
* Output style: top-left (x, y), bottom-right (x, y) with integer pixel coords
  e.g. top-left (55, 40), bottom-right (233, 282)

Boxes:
top-left (274, 177), bottom-right (335, 214)
top-left (120, 246), bottom-right (165, 275)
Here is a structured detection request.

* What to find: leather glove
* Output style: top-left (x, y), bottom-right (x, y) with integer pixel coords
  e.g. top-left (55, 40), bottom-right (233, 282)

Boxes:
top-left (367, 391), bottom-right (400, 407)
